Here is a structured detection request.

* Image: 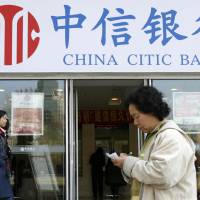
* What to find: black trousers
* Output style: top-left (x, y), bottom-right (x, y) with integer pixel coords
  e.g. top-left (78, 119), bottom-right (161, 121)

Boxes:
top-left (91, 171), bottom-right (103, 199)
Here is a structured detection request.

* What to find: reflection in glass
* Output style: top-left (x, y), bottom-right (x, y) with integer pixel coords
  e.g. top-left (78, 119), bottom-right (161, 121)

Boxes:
top-left (0, 80), bottom-right (65, 200)
top-left (153, 80), bottom-right (200, 199)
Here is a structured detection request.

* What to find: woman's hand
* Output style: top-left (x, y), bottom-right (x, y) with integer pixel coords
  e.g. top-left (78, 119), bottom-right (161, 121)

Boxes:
top-left (112, 153), bottom-right (128, 169)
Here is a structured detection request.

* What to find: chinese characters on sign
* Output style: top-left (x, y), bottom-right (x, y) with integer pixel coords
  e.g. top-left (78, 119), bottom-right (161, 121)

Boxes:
top-left (142, 7), bottom-right (187, 45)
top-left (51, 5), bottom-right (86, 48)
top-left (193, 17), bottom-right (200, 35)
top-left (78, 110), bottom-right (133, 126)
top-left (11, 93), bottom-right (44, 136)
top-left (91, 8), bottom-right (135, 46)
top-left (51, 5), bottom-right (200, 48)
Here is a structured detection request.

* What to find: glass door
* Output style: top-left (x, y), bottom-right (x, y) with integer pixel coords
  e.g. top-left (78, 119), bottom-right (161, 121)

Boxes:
top-left (74, 79), bottom-right (145, 200)
top-left (0, 80), bottom-right (65, 200)
top-left (152, 79), bottom-right (200, 200)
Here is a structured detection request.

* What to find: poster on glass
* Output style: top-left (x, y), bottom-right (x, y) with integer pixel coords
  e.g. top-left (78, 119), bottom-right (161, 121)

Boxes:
top-left (11, 92), bottom-right (44, 136)
top-left (173, 92), bottom-right (200, 133)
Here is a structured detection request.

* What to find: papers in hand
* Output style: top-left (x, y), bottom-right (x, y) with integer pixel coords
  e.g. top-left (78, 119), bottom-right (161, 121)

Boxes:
top-left (106, 152), bottom-right (119, 160)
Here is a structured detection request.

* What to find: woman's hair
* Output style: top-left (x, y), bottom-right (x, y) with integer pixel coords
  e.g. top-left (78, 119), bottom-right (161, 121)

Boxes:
top-left (125, 86), bottom-right (170, 120)
top-left (0, 110), bottom-right (7, 119)
top-left (0, 110), bottom-right (7, 130)
top-left (4, 118), bottom-right (9, 132)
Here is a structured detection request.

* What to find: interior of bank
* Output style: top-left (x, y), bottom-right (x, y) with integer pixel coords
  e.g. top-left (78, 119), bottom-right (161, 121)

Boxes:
top-left (75, 80), bottom-right (143, 200)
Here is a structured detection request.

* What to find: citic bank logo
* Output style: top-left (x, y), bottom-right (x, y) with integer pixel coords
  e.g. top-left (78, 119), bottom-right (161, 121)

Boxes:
top-left (0, 5), bottom-right (40, 65)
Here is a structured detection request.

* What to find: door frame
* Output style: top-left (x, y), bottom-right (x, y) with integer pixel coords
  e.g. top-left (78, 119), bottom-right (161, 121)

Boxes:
top-left (68, 79), bottom-right (148, 200)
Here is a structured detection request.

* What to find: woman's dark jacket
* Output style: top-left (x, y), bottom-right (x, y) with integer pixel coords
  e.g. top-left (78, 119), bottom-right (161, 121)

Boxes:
top-left (0, 128), bottom-right (13, 198)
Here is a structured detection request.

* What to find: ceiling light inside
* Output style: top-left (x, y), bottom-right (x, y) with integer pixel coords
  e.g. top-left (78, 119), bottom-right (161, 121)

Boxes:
top-left (108, 97), bottom-right (122, 106)
top-left (108, 87), bottom-right (122, 106)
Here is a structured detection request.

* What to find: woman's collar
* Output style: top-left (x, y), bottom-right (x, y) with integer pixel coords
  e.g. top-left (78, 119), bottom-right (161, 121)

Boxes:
top-left (0, 127), bottom-right (6, 134)
top-left (150, 120), bottom-right (166, 134)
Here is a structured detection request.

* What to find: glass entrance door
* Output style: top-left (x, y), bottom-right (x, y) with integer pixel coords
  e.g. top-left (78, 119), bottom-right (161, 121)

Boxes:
top-left (74, 80), bottom-right (144, 200)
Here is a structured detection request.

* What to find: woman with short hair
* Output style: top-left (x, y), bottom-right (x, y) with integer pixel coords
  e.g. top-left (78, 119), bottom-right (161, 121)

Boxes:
top-left (112, 86), bottom-right (197, 200)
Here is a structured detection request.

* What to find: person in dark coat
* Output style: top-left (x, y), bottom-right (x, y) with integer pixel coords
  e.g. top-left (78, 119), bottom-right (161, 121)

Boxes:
top-left (0, 110), bottom-right (13, 200)
top-left (105, 157), bottom-right (126, 198)
top-left (89, 147), bottom-right (105, 200)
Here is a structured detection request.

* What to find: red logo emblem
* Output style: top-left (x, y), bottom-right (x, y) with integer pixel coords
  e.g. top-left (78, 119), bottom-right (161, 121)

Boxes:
top-left (0, 5), bottom-right (40, 65)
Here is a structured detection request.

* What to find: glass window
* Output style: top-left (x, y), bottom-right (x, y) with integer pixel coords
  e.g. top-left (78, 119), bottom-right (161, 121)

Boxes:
top-left (0, 80), bottom-right (65, 200)
top-left (153, 80), bottom-right (200, 199)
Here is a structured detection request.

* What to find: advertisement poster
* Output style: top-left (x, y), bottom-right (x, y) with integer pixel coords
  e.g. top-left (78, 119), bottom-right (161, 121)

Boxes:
top-left (173, 92), bottom-right (200, 133)
top-left (11, 93), bottom-right (44, 136)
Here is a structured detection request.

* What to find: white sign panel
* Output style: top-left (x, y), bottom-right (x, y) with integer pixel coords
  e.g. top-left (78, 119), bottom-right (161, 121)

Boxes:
top-left (1, 0), bottom-right (200, 72)
top-left (30, 145), bottom-right (59, 192)
top-left (11, 93), bottom-right (44, 136)
top-left (173, 92), bottom-right (200, 133)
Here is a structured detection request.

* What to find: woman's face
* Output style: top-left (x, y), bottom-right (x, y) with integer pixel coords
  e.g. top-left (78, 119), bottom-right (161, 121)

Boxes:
top-left (0, 114), bottom-right (8, 128)
top-left (129, 104), bottom-right (160, 133)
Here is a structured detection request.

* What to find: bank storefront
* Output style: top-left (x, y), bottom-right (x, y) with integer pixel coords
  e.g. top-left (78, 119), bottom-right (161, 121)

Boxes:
top-left (0, 1), bottom-right (200, 200)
